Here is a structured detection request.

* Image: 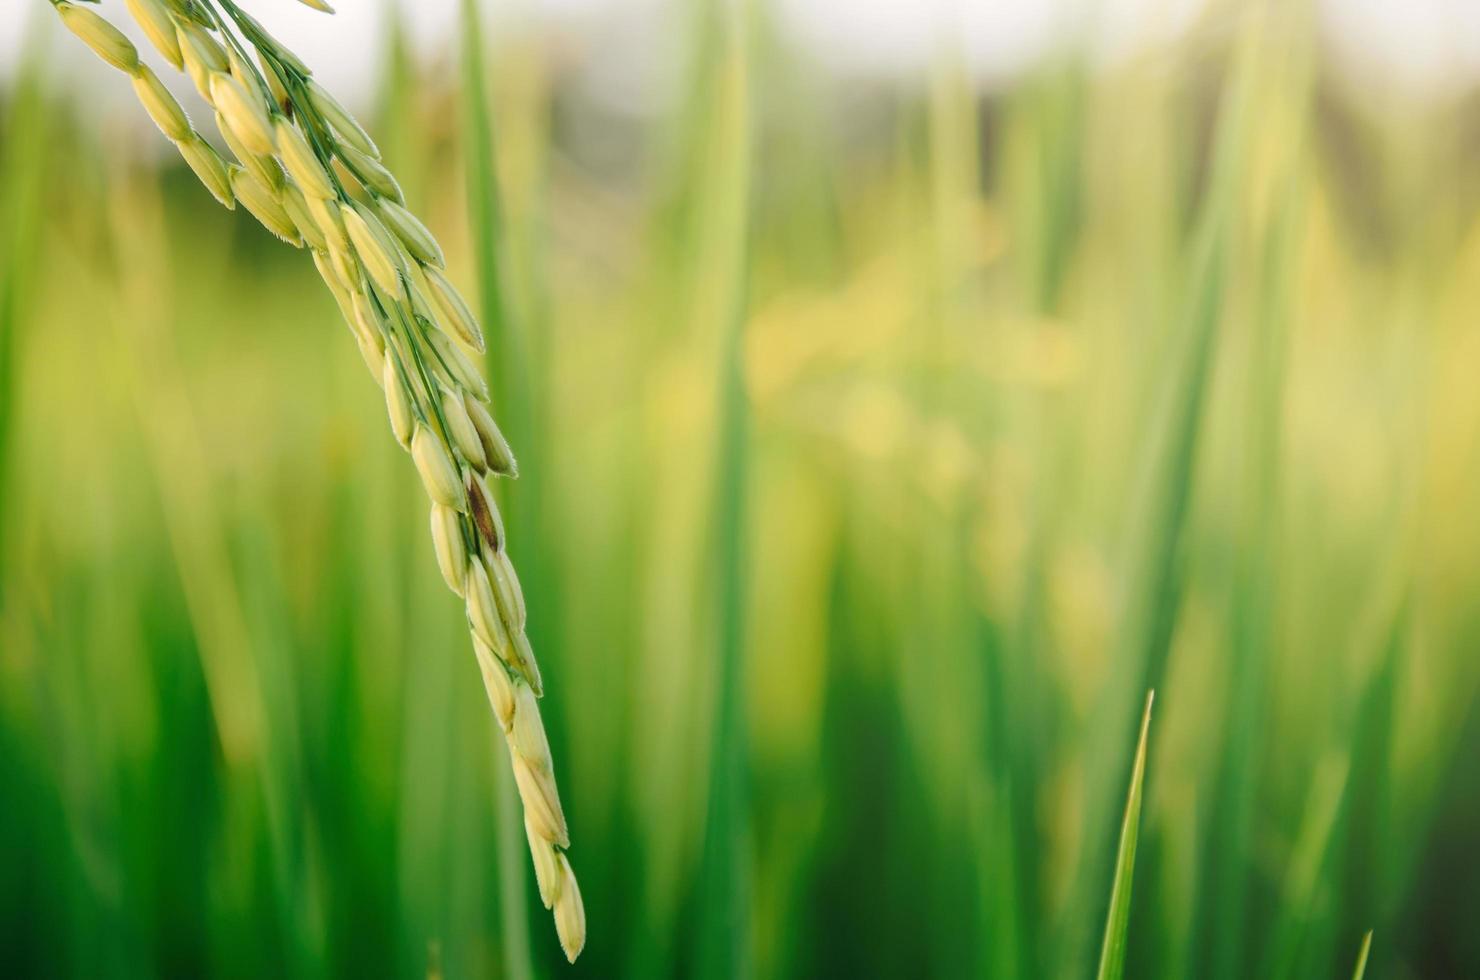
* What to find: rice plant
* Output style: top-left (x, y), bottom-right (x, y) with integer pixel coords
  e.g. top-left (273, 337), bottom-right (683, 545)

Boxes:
top-left (6, 0), bottom-right (1480, 976)
top-left (49, 0), bottom-right (584, 961)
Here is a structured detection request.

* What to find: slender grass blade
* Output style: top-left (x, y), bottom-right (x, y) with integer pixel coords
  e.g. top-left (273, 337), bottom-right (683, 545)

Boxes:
top-left (1096, 690), bottom-right (1155, 980)
top-left (1350, 930), bottom-right (1373, 980)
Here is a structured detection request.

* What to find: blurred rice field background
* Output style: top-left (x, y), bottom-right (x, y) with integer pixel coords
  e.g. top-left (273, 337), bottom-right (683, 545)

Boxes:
top-left (4, 0), bottom-right (1480, 976)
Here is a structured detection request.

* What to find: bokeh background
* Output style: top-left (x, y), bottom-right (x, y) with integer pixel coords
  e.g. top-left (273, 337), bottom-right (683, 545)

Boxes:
top-left (4, 0), bottom-right (1480, 976)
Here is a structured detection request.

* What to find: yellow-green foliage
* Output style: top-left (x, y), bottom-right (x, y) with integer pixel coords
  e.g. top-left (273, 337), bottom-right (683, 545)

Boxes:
top-left (0, 2), bottom-right (1474, 978)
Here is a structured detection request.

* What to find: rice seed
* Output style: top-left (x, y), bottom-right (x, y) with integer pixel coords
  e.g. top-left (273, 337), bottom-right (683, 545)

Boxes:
top-left (422, 264), bottom-right (485, 353)
top-left (295, 0), bottom-right (337, 13)
top-left (174, 136), bottom-right (235, 210)
top-left (486, 547), bottom-right (527, 635)
top-left (228, 166), bottom-right (302, 246)
top-left (510, 628), bottom-right (542, 696)
top-left (473, 637), bottom-right (517, 731)
top-left (342, 203), bottom-right (403, 298)
top-left (429, 503), bottom-right (468, 596)
top-left (125, 0), bottom-right (183, 69)
top-left (512, 750), bottom-right (568, 848)
top-left (441, 385), bottom-right (486, 470)
top-left (406, 276), bottom-right (442, 338)
top-left (312, 247), bottom-right (353, 318)
top-left (280, 182), bottom-right (324, 251)
top-left (337, 142), bottom-right (404, 203)
top-left (383, 358), bottom-right (415, 448)
top-left (411, 425), bottom-right (463, 509)
top-left (274, 118), bottom-right (335, 200)
top-left (216, 110), bottom-right (285, 192)
top-left (427, 330), bottom-right (487, 401)
top-left (466, 472), bottom-right (504, 552)
top-left (329, 156), bottom-right (370, 204)
top-left (225, 46), bottom-right (258, 95)
top-left (526, 819), bottom-right (562, 908)
top-left (466, 394), bottom-right (517, 476)
top-left (399, 249), bottom-right (436, 307)
top-left (553, 854), bottom-right (586, 962)
top-left (328, 239), bottom-right (360, 294)
top-left (343, 293), bottom-right (384, 367)
top-left (58, 4), bottom-right (140, 74)
top-left (329, 282), bottom-right (385, 377)
top-left (260, 53), bottom-right (291, 113)
top-left (466, 557), bottom-right (510, 654)
top-left (349, 291), bottom-right (385, 356)
top-left (305, 78), bottom-right (380, 159)
top-left (210, 74), bottom-right (276, 157)
top-left (510, 681), bottom-right (553, 773)
top-left (177, 21), bottom-right (228, 73)
top-left (377, 199), bottom-right (444, 268)
top-left (177, 24), bottom-right (227, 106)
top-left (305, 193), bottom-right (350, 253)
top-left (131, 66), bottom-right (191, 142)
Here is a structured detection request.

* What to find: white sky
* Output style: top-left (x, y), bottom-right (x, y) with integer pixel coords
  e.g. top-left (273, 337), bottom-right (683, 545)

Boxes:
top-left (5, 0), bottom-right (1480, 106)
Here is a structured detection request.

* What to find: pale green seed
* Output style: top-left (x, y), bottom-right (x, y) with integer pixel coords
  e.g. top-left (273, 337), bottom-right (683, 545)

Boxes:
top-left (411, 426), bottom-right (463, 509)
top-left (314, 249), bottom-right (384, 379)
top-left (177, 24), bottom-right (226, 105)
top-left (526, 819), bottom-right (562, 909)
top-left (174, 136), bottom-right (235, 210)
top-left (177, 22), bottom-right (227, 72)
top-left (487, 547), bottom-right (527, 633)
top-left (466, 557), bottom-right (509, 656)
top-left (465, 394), bottom-right (517, 477)
top-left (306, 78), bottom-right (380, 158)
top-left (475, 638), bottom-right (516, 729)
top-left (280, 183), bottom-right (324, 251)
top-left (306, 193), bottom-right (350, 253)
top-left (384, 357), bottom-right (415, 448)
top-left (228, 166), bottom-right (302, 246)
top-left (131, 65), bottom-right (191, 142)
top-left (427, 330), bottom-right (487, 401)
top-left (553, 854), bottom-right (585, 962)
top-left (126, 0), bottom-right (183, 69)
top-left (510, 681), bottom-right (553, 773)
top-left (430, 503), bottom-right (468, 596)
top-left (511, 628), bottom-right (542, 696)
top-left (337, 142), bottom-right (402, 202)
top-left (423, 264), bottom-right (485, 353)
top-left (216, 110), bottom-right (285, 191)
top-left (441, 384), bottom-right (486, 471)
top-left (377, 199), bottom-right (444, 269)
top-left (512, 751), bottom-right (567, 848)
top-left (58, 4), bottom-right (140, 74)
top-left (342, 203), bottom-right (403, 298)
top-left (349, 291), bottom-right (386, 357)
top-left (210, 73), bottom-right (275, 157)
top-left (226, 46), bottom-right (257, 95)
top-left (274, 118), bottom-right (335, 200)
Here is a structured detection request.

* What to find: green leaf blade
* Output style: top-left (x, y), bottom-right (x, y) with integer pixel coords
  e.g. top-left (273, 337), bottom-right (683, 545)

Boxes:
top-left (1096, 690), bottom-right (1156, 980)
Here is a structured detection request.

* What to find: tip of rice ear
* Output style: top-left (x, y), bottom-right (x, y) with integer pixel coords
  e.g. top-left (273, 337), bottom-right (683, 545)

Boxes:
top-left (553, 856), bottom-right (586, 962)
